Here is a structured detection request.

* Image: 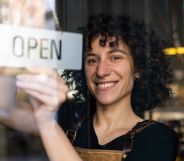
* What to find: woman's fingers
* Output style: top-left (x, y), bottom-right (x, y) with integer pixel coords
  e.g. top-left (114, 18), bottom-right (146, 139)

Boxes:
top-left (17, 80), bottom-right (57, 97)
top-left (16, 67), bottom-right (69, 106)
top-left (16, 74), bottom-right (60, 90)
top-left (24, 88), bottom-right (67, 108)
top-left (26, 66), bottom-right (58, 79)
top-left (16, 78), bottom-right (68, 106)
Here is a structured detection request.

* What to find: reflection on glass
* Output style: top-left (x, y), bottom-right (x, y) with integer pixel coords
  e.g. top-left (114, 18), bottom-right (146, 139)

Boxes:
top-left (0, 1), bottom-right (57, 160)
top-left (0, 0), bottom-right (56, 29)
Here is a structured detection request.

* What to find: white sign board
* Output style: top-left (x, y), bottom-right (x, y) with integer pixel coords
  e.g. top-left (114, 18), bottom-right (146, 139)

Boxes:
top-left (0, 24), bottom-right (83, 70)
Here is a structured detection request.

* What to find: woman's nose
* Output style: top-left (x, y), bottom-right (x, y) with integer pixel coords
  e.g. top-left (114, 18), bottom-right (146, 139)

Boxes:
top-left (96, 60), bottom-right (111, 77)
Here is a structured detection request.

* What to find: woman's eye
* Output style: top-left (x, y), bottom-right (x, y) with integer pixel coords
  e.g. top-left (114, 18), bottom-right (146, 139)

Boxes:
top-left (110, 55), bottom-right (122, 61)
top-left (86, 58), bottom-right (98, 65)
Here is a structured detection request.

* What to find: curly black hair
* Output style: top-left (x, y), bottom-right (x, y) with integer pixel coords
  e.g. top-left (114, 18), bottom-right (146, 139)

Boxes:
top-left (62, 13), bottom-right (172, 116)
top-left (81, 13), bottom-right (172, 114)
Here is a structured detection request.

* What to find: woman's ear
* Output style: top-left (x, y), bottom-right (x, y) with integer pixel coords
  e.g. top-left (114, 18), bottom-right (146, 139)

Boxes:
top-left (134, 72), bottom-right (141, 80)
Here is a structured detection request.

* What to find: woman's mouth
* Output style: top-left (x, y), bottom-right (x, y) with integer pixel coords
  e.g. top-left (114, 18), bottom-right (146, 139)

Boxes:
top-left (96, 81), bottom-right (118, 90)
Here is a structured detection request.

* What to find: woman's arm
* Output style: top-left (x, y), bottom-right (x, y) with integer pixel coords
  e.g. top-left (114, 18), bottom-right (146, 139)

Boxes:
top-left (38, 118), bottom-right (82, 161)
top-left (16, 66), bottom-right (82, 161)
top-left (0, 100), bottom-right (39, 135)
top-left (0, 75), bottom-right (39, 135)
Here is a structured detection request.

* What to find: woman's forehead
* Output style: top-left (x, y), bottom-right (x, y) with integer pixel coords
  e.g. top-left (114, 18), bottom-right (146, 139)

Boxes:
top-left (89, 35), bottom-right (130, 52)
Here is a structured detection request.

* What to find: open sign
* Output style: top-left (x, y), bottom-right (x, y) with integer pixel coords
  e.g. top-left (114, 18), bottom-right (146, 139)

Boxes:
top-left (0, 24), bottom-right (83, 70)
top-left (12, 36), bottom-right (62, 60)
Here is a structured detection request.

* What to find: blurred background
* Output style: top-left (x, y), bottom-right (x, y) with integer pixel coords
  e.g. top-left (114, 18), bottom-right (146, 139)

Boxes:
top-left (0, 0), bottom-right (183, 160)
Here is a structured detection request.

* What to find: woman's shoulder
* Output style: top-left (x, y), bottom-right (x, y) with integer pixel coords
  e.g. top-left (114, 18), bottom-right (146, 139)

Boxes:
top-left (135, 120), bottom-right (179, 145)
top-left (148, 120), bottom-right (176, 134)
top-left (128, 120), bottom-right (179, 161)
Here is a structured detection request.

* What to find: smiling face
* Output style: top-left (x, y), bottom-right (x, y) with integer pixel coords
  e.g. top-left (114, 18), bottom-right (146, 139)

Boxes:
top-left (85, 36), bottom-right (135, 107)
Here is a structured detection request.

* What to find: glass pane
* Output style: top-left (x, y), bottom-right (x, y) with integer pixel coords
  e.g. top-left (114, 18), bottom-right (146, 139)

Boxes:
top-left (0, 0), bottom-right (183, 160)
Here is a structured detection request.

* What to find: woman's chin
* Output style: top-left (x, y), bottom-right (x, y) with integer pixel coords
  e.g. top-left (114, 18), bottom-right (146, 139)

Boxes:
top-left (96, 97), bottom-right (115, 106)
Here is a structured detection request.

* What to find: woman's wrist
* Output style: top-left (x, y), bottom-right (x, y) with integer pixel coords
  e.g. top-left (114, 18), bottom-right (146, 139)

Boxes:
top-left (33, 109), bottom-right (57, 130)
top-left (36, 117), bottom-right (58, 134)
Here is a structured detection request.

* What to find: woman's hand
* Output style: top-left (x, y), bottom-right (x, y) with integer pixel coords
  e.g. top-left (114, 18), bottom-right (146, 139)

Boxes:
top-left (16, 67), bottom-right (83, 161)
top-left (16, 66), bottom-right (69, 126)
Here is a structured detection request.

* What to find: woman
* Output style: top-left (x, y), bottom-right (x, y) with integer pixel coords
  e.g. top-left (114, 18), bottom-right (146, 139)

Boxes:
top-left (3, 14), bottom-right (179, 161)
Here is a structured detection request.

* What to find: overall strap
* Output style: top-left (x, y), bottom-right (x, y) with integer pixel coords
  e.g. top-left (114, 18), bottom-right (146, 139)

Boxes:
top-left (122, 120), bottom-right (156, 160)
top-left (66, 114), bottom-right (87, 143)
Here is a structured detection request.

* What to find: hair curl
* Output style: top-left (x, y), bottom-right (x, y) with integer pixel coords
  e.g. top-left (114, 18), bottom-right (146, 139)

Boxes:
top-left (81, 13), bottom-right (172, 114)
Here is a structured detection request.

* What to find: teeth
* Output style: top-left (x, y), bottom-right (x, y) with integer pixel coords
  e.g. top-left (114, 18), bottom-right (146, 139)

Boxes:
top-left (97, 82), bottom-right (115, 89)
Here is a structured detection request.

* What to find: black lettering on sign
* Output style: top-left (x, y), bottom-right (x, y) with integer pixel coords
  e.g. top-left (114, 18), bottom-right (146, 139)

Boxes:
top-left (13, 36), bottom-right (24, 57)
top-left (28, 37), bottom-right (37, 57)
top-left (51, 40), bottom-right (62, 60)
top-left (40, 39), bottom-right (49, 59)
top-left (12, 35), bottom-right (62, 60)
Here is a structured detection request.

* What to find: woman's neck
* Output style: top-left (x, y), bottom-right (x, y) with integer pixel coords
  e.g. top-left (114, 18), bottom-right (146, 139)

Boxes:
top-left (94, 99), bottom-right (143, 131)
top-left (93, 100), bottom-right (143, 145)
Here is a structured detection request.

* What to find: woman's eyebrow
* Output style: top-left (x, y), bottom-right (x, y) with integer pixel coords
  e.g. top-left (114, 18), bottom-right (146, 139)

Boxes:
top-left (85, 52), bottom-right (98, 57)
top-left (108, 48), bottom-right (128, 55)
top-left (85, 53), bottom-right (99, 60)
top-left (85, 48), bottom-right (128, 57)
